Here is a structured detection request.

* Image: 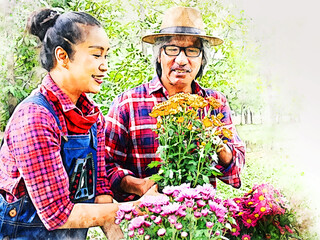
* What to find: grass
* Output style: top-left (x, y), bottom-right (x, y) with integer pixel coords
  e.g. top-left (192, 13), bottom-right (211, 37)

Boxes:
top-left (217, 123), bottom-right (320, 240)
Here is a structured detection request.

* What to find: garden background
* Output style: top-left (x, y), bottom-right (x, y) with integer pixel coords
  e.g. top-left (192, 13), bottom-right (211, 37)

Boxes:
top-left (0, 0), bottom-right (319, 239)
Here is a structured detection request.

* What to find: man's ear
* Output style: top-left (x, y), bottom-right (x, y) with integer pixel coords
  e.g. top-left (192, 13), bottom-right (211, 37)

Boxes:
top-left (55, 46), bottom-right (69, 68)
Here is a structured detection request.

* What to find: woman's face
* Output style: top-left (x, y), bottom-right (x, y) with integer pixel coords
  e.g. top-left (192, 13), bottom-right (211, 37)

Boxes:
top-left (66, 25), bottom-right (110, 96)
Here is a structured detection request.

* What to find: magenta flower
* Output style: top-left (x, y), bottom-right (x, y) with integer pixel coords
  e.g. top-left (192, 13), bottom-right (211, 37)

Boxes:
top-left (116, 210), bottom-right (125, 220)
top-left (144, 220), bottom-right (152, 227)
top-left (157, 228), bottom-right (166, 237)
top-left (242, 234), bottom-right (251, 240)
top-left (154, 216), bottom-right (162, 224)
top-left (206, 221), bottom-right (214, 228)
top-left (115, 218), bottom-right (121, 225)
top-left (131, 216), bottom-right (145, 229)
top-left (175, 188), bottom-right (200, 202)
top-left (177, 205), bottom-right (187, 217)
top-left (224, 199), bottom-right (240, 211)
top-left (181, 231), bottom-right (188, 238)
top-left (168, 215), bottom-right (177, 224)
top-left (196, 184), bottom-right (216, 200)
top-left (119, 203), bottom-right (135, 213)
top-left (128, 230), bottom-right (134, 238)
top-left (201, 208), bottom-right (210, 217)
top-left (125, 213), bottom-right (132, 220)
top-left (194, 211), bottom-right (202, 218)
top-left (138, 228), bottom-right (144, 235)
top-left (208, 200), bottom-right (227, 222)
top-left (161, 202), bottom-right (181, 215)
top-left (141, 195), bottom-right (170, 207)
top-left (184, 199), bottom-right (195, 208)
top-left (162, 186), bottom-right (180, 197)
top-left (150, 215), bottom-right (156, 220)
top-left (175, 222), bottom-right (183, 230)
top-left (196, 199), bottom-right (206, 208)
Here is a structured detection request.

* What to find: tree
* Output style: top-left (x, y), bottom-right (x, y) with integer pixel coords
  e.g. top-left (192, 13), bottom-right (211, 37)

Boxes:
top-left (0, 0), bottom-right (262, 130)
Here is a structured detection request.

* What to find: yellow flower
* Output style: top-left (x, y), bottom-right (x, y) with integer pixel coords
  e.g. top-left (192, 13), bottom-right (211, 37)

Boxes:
top-left (214, 129), bottom-right (221, 136)
top-left (187, 124), bottom-right (193, 131)
top-left (149, 110), bottom-right (159, 118)
top-left (206, 96), bottom-right (222, 109)
top-left (217, 112), bottom-right (224, 120)
top-left (211, 115), bottom-right (224, 127)
top-left (222, 128), bottom-right (233, 139)
top-left (202, 117), bottom-right (213, 128)
top-left (156, 122), bottom-right (161, 129)
top-left (177, 116), bottom-right (184, 123)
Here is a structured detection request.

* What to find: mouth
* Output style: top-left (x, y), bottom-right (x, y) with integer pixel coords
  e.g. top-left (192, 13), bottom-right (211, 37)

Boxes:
top-left (92, 75), bottom-right (105, 84)
top-left (171, 68), bottom-right (192, 74)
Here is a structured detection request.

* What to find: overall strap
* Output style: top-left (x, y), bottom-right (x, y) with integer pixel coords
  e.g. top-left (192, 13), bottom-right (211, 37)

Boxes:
top-left (22, 92), bottom-right (62, 130)
top-left (1, 93), bottom-right (62, 148)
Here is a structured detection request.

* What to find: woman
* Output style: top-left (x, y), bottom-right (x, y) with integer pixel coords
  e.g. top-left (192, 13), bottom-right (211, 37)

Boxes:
top-left (0, 9), bottom-right (124, 239)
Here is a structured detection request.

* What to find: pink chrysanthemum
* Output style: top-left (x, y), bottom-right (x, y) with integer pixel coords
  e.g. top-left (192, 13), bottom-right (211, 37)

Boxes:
top-left (131, 216), bottom-right (145, 229)
top-left (157, 228), bottom-right (166, 237)
top-left (119, 203), bottom-right (135, 213)
top-left (242, 234), bottom-right (251, 240)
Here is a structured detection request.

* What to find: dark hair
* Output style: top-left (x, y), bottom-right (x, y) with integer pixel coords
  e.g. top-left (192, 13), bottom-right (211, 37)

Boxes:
top-left (26, 9), bottom-right (102, 71)
top-left (153, 36), bottom-right (210, 80)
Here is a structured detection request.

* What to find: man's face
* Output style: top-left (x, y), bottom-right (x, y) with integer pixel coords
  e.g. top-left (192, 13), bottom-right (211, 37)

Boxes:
top-left (158, 36), bottom-right (203, 96)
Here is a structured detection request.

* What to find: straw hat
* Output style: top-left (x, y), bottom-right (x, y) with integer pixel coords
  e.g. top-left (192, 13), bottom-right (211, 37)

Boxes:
top-left (142, 6), bottom-right (223, 46)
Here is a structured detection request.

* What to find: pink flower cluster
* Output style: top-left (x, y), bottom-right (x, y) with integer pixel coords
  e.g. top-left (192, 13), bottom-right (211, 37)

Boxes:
top-left (226, 183), bottom-right (297, 239)
top-left (115, 183), bottom-right (298, 239)
top-left (115, 183), bottom-right (231, 239)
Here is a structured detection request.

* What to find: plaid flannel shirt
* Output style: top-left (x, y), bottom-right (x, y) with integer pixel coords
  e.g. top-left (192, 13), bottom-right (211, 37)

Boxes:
top-left (105, 76), bottom-right (245, 202)
top-left (0, 74), bottom-right (112, 230)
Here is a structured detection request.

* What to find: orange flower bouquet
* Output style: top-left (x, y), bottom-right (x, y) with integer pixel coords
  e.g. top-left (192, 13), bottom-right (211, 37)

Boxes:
top-left (148, 93), bottom-right (233, 189)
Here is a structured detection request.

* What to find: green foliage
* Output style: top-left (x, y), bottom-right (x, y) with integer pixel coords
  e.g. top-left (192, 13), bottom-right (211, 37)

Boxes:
top-left (0, 0), bottom-right (262, 130)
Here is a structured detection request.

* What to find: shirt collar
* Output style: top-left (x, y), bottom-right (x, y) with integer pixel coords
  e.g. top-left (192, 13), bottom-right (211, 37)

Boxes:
top-left (148, 76), bottom-right (207, 97)
top-left (40, 74), bottom-right (95, 114)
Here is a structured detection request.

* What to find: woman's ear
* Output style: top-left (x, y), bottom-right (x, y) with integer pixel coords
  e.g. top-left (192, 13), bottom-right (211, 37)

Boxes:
top-left (55, 46), bottom-right (69, 69)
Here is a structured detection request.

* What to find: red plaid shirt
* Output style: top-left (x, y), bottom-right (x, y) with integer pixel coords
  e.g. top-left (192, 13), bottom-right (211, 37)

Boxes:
top-left (105, 77), bottom-right (245, 202)
top-left (0, 74), bottom-right (112, 230)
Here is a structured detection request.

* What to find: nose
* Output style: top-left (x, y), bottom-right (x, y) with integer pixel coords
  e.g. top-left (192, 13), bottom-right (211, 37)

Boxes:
top-left (174, 49), bottom-right (188, 65)
top-left (99, 58), bottom-right (108, 72)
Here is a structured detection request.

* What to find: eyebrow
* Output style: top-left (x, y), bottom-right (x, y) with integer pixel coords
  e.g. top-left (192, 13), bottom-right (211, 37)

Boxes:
top-left (88, 46), bottom-right (110, 51)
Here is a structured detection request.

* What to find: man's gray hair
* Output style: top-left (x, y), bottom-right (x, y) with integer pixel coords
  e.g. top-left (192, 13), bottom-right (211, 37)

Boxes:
top-left (152, 36), bottom-right (211, 80)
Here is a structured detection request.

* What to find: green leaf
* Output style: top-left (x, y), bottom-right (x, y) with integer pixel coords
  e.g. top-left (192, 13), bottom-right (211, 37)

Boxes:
top-left (147, 161), bottom-right (162, 169)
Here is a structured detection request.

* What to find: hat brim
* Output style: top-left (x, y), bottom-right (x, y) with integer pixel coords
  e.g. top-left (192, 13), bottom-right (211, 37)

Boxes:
top-left (142, 33), bottom-right (223, 46)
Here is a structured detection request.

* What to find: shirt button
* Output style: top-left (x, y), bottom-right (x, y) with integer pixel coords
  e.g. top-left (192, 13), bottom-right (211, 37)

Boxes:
top-left (9, 208), bottom-right (17, 217)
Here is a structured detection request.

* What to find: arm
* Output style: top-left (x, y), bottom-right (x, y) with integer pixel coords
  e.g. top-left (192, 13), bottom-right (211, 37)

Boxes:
top-left (120, 175), bottom-right (155, 197)
top-left (105, 97), bottom-right (155, 200)
top-left (212, 94), bottom-right (246, 188)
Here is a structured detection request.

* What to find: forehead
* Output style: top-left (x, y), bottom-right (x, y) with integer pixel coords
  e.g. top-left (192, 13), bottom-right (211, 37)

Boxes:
top-left (77, 25), bottom-right (110, 49)
top-left (166, 36), bottom-right (202, 47)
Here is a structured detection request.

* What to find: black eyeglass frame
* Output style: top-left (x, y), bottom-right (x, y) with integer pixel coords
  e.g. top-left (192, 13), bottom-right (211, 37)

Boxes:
top-left (162, 45), bottom-right (203, 57)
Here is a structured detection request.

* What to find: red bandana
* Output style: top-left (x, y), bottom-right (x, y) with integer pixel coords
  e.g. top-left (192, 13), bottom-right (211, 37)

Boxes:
top-left (47, 90), bottom-right (99, 135)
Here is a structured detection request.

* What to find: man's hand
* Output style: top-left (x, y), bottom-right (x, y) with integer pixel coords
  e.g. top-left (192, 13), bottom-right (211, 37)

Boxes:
top-left (143, 183), bottom-right (159, 196)
top-left (94, 194), bottom-right (113, 203)
top-left (217, 143), bottom-right (233, 168)
top-left (120, 175), bottom-right (155, 197)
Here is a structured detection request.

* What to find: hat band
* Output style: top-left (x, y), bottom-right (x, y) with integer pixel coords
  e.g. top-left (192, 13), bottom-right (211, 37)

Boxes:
top-left (159, 26), bottom-right (206, 35)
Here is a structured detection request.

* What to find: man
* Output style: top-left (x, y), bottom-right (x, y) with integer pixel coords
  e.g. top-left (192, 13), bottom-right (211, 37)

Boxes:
top-left (105, 6), bottom-right (245, 202)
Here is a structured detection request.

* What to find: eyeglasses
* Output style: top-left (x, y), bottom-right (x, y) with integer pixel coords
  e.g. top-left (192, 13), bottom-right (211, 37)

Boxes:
top-left (162, 45), bottom-right (202, 57)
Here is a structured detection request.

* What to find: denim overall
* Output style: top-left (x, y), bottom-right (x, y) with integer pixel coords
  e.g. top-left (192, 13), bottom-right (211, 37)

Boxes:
top-left (0, 93), bottom-right (98, 240)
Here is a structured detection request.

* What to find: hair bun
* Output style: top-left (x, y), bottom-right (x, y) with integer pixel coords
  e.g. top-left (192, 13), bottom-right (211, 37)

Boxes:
top-left (27, 9), bottom-right (60, 41)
